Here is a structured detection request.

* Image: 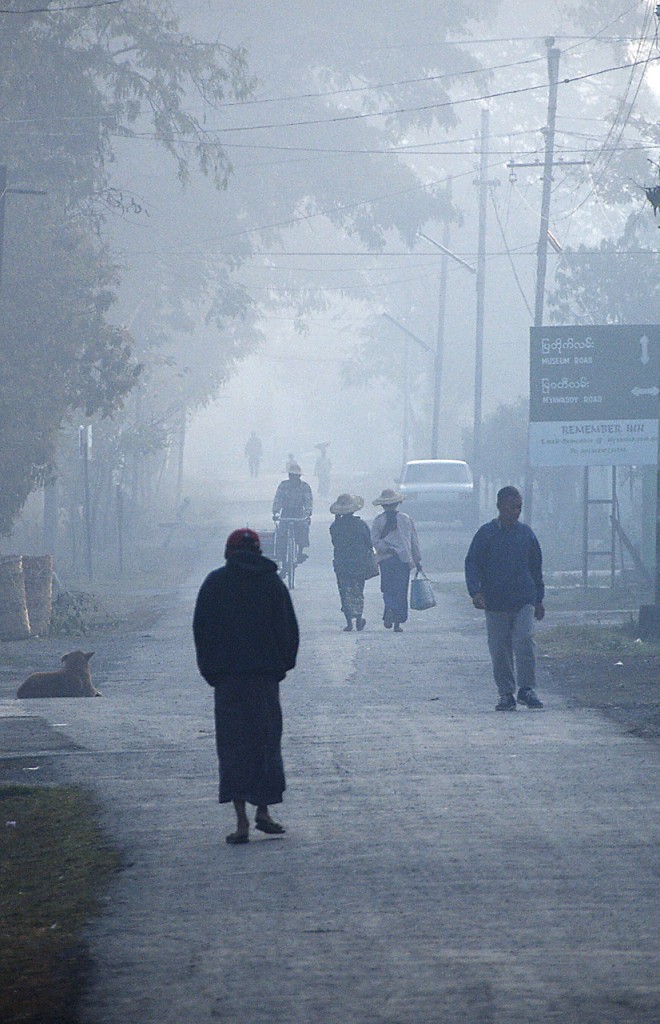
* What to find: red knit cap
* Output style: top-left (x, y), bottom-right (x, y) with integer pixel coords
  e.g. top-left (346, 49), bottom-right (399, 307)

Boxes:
top-left (225, 528), bottom-right (262, 557)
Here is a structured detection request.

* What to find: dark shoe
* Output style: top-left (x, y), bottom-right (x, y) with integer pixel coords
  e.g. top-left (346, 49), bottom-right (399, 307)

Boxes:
top-left (495, 694), bottom-right (517, 712)
top-left (356, 617), bottom-right (366, 632)
top-left (383, 609), bottom-right (393, 629)
top-left (343, 623), bottom-right (353, 632)
top-left (226, 831), bottom-right (249, 845)
top-left (255, 817), bottom-right (286, 835)
top-left (517, 688), bottom-right (544, 709)
top-left (393, 623), bottom-right (403, 632)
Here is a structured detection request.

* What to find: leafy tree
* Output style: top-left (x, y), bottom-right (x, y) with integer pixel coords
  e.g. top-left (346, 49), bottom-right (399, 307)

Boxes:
top-left (0, 0), bottom-right (253, 535)
top-left (548, 220), bottom-right (660, 325)
top-left (0, 210), bottom-right (140, 535)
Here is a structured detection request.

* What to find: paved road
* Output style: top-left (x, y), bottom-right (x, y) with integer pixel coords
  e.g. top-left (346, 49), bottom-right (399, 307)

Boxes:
top-left (2, 505), bottom-right (659, 1023)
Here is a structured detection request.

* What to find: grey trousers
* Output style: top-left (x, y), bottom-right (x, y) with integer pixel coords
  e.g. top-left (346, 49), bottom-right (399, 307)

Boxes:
top-left (485, 605), bottom-right (536, 696)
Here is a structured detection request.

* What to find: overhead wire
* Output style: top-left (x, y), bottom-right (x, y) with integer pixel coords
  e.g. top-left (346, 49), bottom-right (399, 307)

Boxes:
top-left (0, 0), bottom-right (123, 11)
top-left (488, 185), bottom-right (534, 318)
top-left (184, 52), bottom-right (549, 110)
top-left (556, 2), bottom-right (657, 221)
top-left (149, 55), bottom-right (660, 135)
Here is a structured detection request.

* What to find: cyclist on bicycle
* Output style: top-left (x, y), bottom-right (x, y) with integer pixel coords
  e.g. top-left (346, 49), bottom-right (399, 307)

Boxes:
top-left (272, 461), bottom-right (313, 569)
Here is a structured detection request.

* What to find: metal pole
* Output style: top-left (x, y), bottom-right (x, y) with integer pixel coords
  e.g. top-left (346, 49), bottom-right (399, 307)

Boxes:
top-left (0, 165), bottom-right (6, 288)
top-left (43, 478), bottom-right (57, 555)
top-left (533, 41), bottom-right (561, 328)
top-left (473, 107), bottom-right (489, 519)
top-left (175, 413), bottom-right (186, 512)
top-left (116, 484), bottom-right (124, 576)
top-left (611, 466), bottom-right (617, 589)
top-left (526, 40), bottom-right (560, 525)
top-left (402, 336), bottom-right (410, 465)
top-left (81, 427), bottom-right (93, 581)
top-left (582, 466), bottom-right (589, 590)
top-left (431, 180), bottom-right (451, 458)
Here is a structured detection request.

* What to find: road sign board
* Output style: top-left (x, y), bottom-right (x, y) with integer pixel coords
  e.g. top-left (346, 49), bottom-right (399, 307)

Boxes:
top-left (529, 325), bottom-right (659, 466)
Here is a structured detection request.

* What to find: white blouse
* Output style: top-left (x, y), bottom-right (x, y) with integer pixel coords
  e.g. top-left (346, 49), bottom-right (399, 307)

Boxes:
top-left (371, 511), bottom-right (422, 569)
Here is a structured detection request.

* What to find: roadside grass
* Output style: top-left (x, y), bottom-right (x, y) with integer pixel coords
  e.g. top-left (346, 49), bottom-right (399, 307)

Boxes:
top-left (0, 785), bottom-right (118, 1024)
top-left (539, 622), bottom-right (659, 739)
top-left (435, 575), bottom-right (652, 616)
top-left (542, 581), bottom-right (653, 612)
top-left (540, 620), bottom-right (660, 660)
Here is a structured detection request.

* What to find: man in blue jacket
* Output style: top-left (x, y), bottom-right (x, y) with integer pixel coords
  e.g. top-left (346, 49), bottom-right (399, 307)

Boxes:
top-left (465, 485), bottom-right (545, 711)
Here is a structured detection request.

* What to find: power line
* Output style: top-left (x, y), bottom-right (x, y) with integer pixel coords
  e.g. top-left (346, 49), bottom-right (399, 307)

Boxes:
top-left (198, 53), bottom-right (549, 110)
top-left (108, 55), bottom-right (660, 137)
top-left (0, 0), bottom-right (123, 12)
top-left (557, 5), bottom-right (658, 221)
top-left (489, 186), bottom-right (534, 318)
top-left (121, 248), bottom-right (659, 258)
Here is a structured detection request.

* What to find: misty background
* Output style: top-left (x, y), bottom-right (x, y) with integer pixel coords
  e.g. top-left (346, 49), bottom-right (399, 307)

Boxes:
top-left (1, 0), bottom-right (658, 581)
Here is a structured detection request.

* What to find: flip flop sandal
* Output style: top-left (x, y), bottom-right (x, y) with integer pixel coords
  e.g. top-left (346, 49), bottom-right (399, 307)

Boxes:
top-left (226, 832), bottom-right (249, 845)
top-left (255, 818), bottom-right (286, 835)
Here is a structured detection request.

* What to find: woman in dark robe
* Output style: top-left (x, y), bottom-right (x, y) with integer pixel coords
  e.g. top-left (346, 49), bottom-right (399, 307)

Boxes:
top-left (329, 492), bottom-right (373, 632)
top-left (193, 528), bottom-right (299, 844)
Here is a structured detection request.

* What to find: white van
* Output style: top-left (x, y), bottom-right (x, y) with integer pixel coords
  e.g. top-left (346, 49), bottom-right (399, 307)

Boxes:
top-left (398, 459), bottom-right (474, 524)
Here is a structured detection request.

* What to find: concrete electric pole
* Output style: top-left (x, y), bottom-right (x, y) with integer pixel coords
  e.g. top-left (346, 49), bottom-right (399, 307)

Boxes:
top-left (472, 106), bottom-right (491, 519)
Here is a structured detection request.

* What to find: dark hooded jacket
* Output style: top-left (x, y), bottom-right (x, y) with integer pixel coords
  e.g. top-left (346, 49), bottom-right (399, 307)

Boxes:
top-left (329, 514), bottom-right (373, 576)
top-left (193, 551), bottom-right (299, 684)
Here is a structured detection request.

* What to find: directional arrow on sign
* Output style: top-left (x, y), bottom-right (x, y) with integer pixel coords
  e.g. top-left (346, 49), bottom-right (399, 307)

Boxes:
top-left (631, 386), bottom-right (659, 397)
top-left (639, 335), bottom-right (650, 364)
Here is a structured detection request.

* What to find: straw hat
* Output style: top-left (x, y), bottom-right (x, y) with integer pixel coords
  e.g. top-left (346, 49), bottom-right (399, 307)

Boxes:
top-left (373, 488), bottom-right (405, 506)
top-left (286, 461), bottom-right (303, 475)
top-left (329, 493), bottom-right (364, 515)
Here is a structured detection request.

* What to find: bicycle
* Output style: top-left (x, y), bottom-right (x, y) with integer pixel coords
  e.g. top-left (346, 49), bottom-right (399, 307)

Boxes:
top-left (274, 516), bottom-right (308, 590)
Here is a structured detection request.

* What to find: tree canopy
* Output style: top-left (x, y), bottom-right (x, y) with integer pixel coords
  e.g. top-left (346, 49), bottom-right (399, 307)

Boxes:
top-left (0, 0), bottom-right (253, 534)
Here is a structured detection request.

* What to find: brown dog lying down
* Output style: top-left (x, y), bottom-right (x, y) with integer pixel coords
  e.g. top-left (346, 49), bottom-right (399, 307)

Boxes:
top-left (16, 651), bottom-right (100, 698)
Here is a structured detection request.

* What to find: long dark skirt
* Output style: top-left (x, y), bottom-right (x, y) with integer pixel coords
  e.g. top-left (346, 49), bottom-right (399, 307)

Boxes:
top-left (213, 674), bottom-right (285, 806)
top-left (335, 573), bottom-right (365, 618)
top-left (379, 555), bottom-right (410, 624)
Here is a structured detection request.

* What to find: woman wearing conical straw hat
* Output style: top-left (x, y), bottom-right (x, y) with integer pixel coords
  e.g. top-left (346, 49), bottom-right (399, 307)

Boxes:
top-left (329, 493), bottom-right (373, 632)
top-left (371, 489), bottom-right (423, 632)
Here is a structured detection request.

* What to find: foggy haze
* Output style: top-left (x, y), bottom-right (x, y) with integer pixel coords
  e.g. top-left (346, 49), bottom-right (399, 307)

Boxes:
top-left (111, 1), bottom-right (660, 486)
top-left (1, 0), bottom-right (658, 569)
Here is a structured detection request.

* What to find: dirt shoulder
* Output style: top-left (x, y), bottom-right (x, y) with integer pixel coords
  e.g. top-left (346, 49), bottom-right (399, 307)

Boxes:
top-left (539, 621), bottom-right (659, 740)
top-left (0, 577), bottom-right (179, 1024)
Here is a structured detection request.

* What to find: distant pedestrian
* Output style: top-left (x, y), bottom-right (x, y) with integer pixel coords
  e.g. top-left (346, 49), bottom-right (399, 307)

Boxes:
top-left (314, 442), bottom-right (332, 498)
top-left (329, 493), bottom-right (373, 632)
top-left (371, 488), bottom-right (422, 632)
top-left (244, 431), bottom-right (263, 478)
top-left (464, 485), bottom-right (545, 711)
top-left (193, 528), bottom-right (299, 844)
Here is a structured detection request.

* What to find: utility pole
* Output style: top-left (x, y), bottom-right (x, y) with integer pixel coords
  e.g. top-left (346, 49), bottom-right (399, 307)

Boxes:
top-left (517, 40), bottom-right (561, 524)
top-left (534, 40), bottom-right (560, 329)
top-left (402, 336), bottom-right (410, 465)
top-left (0, 166), bottom-right (7, 288)
top-left (79, 426), bottom-right (93, 581)
top-left (510, 41), bottom-right (591, 527)
top-left (381, 313), bottom-right (433, 466)
top-left (419, 200), bottom-right (477, 460)
top-left (431, 179), bottom-right (451, 459)
top-left (0, 165), bottom-right (46, 287)
top-left (175, 412), bottom-right (186, 513)
top-left (472, 106), bottom-right (490, 520)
